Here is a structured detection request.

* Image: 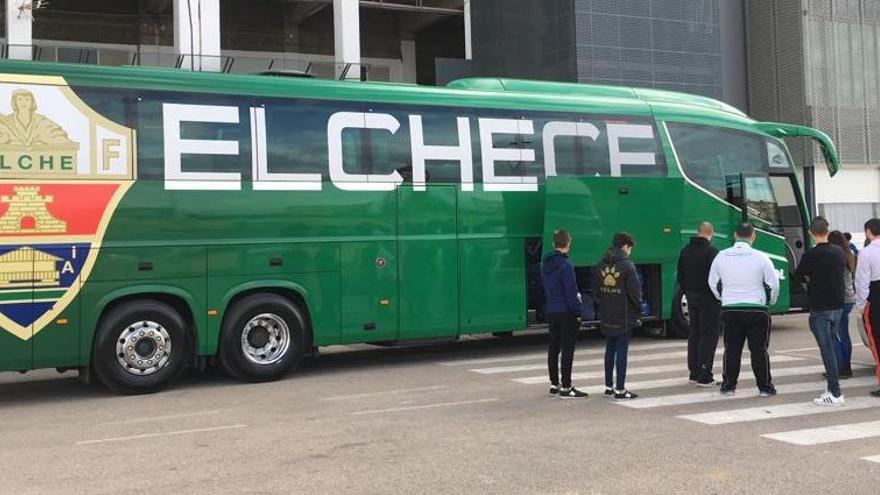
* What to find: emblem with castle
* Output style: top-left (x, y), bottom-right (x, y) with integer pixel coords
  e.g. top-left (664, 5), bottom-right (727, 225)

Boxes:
top-left (0, 186), bottom-right (66, 234)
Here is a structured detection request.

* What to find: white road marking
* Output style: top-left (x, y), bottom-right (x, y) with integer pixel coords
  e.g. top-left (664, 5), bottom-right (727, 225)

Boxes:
top-left (762, 420), bottom-right (880, 446)
top-left (76, 424), bottom-right (248, 446)
top-left (618, 376), bottom-right (877, 409)
top-left (95, 410), bottom-right (223, 426)
top-left (577, 365), bottom-right (833, 394)
top-left (436, 341), bottom-right (686, 366)
top-left (472, 349), bottom-right (720, 374)
top-left (319, 385), bottom-right (448, 401)
top-left (862, 455), bottom-right (880, 464)
top-left (513, 355), bottom-right (803, 385)
top-left (350, 398), bottom-right (499, 416)
top-left (679, 396), bottom-right (880, 425)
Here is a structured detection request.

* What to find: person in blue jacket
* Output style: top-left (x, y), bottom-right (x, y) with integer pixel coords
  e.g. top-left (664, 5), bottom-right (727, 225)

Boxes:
top-left (542, 230), bottom-right (588, 399)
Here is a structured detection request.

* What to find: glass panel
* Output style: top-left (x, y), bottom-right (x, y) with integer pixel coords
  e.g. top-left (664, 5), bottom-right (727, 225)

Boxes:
top-left (766, 140), bottom-right (792, 170)
top-left (669, 123), bottom-right (765, 197)
top-left (743, 175), bottom-right (781, 227)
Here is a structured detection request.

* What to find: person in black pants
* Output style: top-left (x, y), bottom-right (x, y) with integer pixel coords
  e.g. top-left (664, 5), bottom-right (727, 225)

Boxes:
top-left (542, 230), bottom-right (588, 399)
top-left (708, 223), bottom-right (780, 397)
top-left (677, 221), bottom-right (721, 387)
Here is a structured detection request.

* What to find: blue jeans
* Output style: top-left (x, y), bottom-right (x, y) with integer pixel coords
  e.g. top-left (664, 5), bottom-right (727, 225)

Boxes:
top-left (834, 303), bottom-right (854, 373)
top-left (605, 333), bottom-right (630, 390)
top-left (809, 309), bottom-right (842, 397)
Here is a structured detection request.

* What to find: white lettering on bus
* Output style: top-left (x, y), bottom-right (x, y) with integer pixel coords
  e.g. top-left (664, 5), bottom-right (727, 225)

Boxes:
top-left (409, 115), bottom-right (474, 192)
top-left (327, 112), bottom-right (404, 191)
top-left (478, 118), bottom-right (538, 192)
top-left (251, 107), bottom-right (322, 191)
top-left (607, 123), bottom-right (655, 177)
top-left (163, 103), bottom-right (241, 190)
top-left (542, 121), bottom-right (600, 177)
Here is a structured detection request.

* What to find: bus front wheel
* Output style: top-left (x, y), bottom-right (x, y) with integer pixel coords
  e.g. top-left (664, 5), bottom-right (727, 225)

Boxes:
top-left (219, 294), bottom-right (307, 382)
top-left (92, 300), bottom-right (191, 394)
top-left (668, 288), bottom-right (692, 339)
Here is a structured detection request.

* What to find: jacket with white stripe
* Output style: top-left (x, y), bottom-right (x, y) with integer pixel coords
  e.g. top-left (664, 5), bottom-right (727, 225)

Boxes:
top-left (708, 241), bottom-right (780, 308)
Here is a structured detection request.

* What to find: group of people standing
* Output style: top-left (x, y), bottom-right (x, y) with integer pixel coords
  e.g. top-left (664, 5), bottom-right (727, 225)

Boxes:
top-left (542, 218), bottom-right (880, 403)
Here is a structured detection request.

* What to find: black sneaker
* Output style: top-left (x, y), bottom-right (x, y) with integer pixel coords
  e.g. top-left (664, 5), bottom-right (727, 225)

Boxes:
top-left (613, 389), bottom-right (638, 400)
top-left (558, 387), bottom-right (589, 399)
top-left (604, 387), bottom-right (614, 397)
top-left (759, 387), bottom-right (777, 397)
top-left (840, 369), bottom-right (853, 379)
top-left (549, 385), bottom-right (559, 397)
top-left (696, 379), bottom-right (720, 388)
top-left (720, 387), bottom-right (735, 397)
top-left (871, 389), bottom-right (880, 398)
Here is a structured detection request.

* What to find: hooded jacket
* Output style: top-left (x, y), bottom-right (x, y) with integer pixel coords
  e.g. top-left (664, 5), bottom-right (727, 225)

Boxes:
top-left (677, 236), bottom-right (719, 297)
top-left (593, 248), bottom-right (642, 336)
top-left (542, 251), bottom-right (581, 316)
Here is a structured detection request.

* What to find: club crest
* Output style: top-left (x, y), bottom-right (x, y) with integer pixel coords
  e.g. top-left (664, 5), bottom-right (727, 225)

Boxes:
top-left (0, 76), bottom-right (135, 340)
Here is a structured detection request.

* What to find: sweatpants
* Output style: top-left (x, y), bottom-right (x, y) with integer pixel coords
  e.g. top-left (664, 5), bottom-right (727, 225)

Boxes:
top-left (686, 291), bottom-right (721, 383)
top-left (547, 312), bottom-right (579, 389)
top-left (721, 308), bottom-right (773, 393)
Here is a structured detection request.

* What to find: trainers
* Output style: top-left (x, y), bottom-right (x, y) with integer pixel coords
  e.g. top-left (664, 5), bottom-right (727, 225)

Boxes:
top-left (719, 387), bottom-right (735, 397)
top-left (558, 387), bottom-right (589, 399)
top-left (549, 385), bottom-right (559, 397)
top-left (613, 389), bottom-right (638, 400)
top-left (604, 386), bottom-right (614, 397)
top-left (696, 379), bottom-right (720, 388)
top-left (840, 369), bottom-right (853, 379)
top-left (813, 391), bottom-right (845, 406)
top-left (759, 387), bottom-right (777, 397)
top-left (870, 389), bottom-right (880, 398)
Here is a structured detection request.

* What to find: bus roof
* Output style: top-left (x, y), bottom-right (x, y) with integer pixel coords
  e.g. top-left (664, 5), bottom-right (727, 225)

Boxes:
top-left (446, 78), bottom-right (748, 118)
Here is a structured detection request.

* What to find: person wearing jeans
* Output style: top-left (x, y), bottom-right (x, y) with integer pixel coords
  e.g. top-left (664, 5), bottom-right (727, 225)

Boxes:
top-left (829, 230), bottom-right (857, 378)
top-left (796, 217), bottom-right (846, 405)
top-left (594, 232), bottom-right (641, 400)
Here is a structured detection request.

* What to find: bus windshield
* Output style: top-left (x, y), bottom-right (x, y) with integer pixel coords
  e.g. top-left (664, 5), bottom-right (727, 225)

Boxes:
top-left (667, 122), bottom-right (799, 232)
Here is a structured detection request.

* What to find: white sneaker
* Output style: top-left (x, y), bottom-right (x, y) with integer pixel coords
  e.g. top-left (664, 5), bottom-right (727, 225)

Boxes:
top-left (813, 391), bottom-right (845, 406)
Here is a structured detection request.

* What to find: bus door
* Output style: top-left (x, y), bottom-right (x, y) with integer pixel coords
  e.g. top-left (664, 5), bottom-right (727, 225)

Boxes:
top-left (396, 184), bottom-right (459, 340)
top-left (0, 246), bottom-right (33, 370)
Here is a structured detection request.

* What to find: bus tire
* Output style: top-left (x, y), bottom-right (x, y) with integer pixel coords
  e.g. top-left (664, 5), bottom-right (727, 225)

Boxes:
top-left (92, 300), bottom-right (191, 395)
top-left (668, 288), bottom-right (691, 339)
top-left (218, 294), bottom-right (307, 382)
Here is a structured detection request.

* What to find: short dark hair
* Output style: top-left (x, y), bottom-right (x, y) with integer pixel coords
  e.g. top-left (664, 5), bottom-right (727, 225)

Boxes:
top-left (735, 223), bottom-right (754, 239)
top-left (866, 218), bottom-right (880, 237)
top-left (809, 216), bottom-right (829, 236)
top-left (553, 229), bottom-right (571, 249)
top-left (844, 232), bottom-right (853, 241)
top-left (612, 231), bottom-right (635, 249)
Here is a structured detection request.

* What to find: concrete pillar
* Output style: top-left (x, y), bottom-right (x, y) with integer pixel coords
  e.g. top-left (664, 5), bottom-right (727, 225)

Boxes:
top-left (333, 0), bottom-right (361, 80)
top-left (400, 39), bottom-right (417, 83)
top-left (6, 0), bottom-right (33, 60)
top-left (464, 0), bottom-right (472, 60)
top-left (173, 0), bottom-right (221, 72)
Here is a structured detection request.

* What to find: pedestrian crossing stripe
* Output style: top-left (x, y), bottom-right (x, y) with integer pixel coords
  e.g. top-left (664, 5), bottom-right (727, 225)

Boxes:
top-left (436, 340), bottom-right (686, 367)
top-left (679, 396), bottom-right (880, 425)
top-left (862, 455), bottom-right (880, 464)
top-left (619, 375), bottom-right (876, 409)
top-left (513, 354), bottom-right (803, 385)
top-left (762, 420), bottom-right (880, 445)
top-left (471, 349), bottom-right (721, 374)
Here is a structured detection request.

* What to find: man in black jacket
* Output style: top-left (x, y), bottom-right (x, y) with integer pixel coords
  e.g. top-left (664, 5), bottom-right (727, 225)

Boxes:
top-left (542, 230), bottom-right (588, 399)
top-left (594, 232), bottom-right (641, 399)
top-left (677, 221), bottom-right (721, 386)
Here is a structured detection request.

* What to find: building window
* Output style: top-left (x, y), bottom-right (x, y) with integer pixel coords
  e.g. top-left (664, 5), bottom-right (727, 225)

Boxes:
top-left (818, 203), bottom-right (879, 234)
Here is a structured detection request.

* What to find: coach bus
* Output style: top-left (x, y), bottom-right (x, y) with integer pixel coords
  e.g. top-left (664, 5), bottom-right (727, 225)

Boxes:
top-left (0, 60), bottom-right (838, 393)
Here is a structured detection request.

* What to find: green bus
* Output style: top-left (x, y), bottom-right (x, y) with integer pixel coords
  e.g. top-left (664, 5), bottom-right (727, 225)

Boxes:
top-left (0, 60), bottom-right (838, 393)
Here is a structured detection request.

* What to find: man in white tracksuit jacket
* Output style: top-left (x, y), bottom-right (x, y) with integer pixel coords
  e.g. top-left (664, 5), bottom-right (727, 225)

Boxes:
top-left (708, 223), bottom-right (780, 397)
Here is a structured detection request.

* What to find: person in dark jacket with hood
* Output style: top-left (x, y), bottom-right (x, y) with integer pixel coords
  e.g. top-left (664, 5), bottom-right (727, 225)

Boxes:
top-left (594, 232), bottom-right (641, 399)
top-left (677, 221), bottom-right (721, 386)
top-left (542, 230), bottom-right (588, 399)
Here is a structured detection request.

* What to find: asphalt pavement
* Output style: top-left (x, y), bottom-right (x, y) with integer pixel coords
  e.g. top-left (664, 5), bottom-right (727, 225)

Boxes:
top-left (1, 313), bottom-right (879, 495)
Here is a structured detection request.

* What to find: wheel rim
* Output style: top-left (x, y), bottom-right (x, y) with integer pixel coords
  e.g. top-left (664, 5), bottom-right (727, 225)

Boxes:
top-left (679, 294), bottom-right (690, 324)
top-left (116, 320), bottom-right (173, 376)
top-left (240, 313), bottom-right (291, 365)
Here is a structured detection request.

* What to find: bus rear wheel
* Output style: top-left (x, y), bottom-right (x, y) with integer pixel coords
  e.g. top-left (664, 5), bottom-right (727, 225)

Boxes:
top-left (92, 300), bottom-right (191, 394)
top-left (219, 294), bottom-right (307, 382)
